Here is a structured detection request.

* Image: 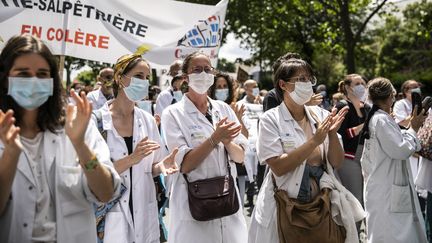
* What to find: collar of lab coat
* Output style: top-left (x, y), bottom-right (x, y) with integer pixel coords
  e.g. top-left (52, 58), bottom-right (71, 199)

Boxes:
top-left (279, 102), bottom-right (319, 127)
top-left (98, 99), bottom-right (146, 143)
top-left (16, 130), bottom-right (60, 186)
top-left (182, 94), bottom-right (219, 129)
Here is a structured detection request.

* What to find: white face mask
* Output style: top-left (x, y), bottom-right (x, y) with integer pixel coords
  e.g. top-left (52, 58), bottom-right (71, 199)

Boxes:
top-left (252, 87), bottom-right (260, 97)
top-left (353, 85), bottom-right (366, 100)
top-left (411, 87), bottom-right (421, 96)
top-left (188, 72), bottom-right (214, 94)
top-left (173, 90), bottom-right (183, 101)
top-left (215, 88), bottom-right (229, 101)
top-left (289, 82), bottom-right (313, 105)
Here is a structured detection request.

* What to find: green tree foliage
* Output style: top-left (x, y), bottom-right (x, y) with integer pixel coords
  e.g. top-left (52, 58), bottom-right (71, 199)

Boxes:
top-left (76, 70), bottom-right (96, 86)
top-left (216, 58), bottom-right (236, 72)
top-left (62, 56), bottom-right (112, 88)
top-left (181, 0), bottom-right (389, 76)
top-left (376, 0), bottom-right (432, 94)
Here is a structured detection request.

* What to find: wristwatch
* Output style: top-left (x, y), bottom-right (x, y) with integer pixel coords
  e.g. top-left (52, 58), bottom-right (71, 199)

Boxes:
top-left (84, 154), bottom-right (99, 171)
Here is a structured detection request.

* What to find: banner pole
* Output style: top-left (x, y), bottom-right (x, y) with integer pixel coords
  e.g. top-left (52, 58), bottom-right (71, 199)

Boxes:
top-left (58, 55), bottom-right (66, 88)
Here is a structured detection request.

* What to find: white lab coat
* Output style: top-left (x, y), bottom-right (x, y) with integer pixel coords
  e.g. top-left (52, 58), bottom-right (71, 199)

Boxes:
top-left (237, 98), bottom-right (263, 181)
top-left (361, 110), bottom-right (427, 243)
top-left (155, 88), bottom-right (175, 116)
top-left (0, 120), bottom-right (121, 243)
top-left (87, 89), bottom-right (110, 111)
top-left (249, 104), bottom-right (361, 243)
top-left (97, 102), bottom-right (166, 243)
top-left (161, 95), bottom-right (248, 243)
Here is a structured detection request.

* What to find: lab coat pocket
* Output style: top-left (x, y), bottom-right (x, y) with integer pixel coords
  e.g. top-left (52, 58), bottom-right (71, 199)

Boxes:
top-left (103, 212), bottom-right (128, 243)
top-left (59, 165), bottom-right (82, 188)
top-left (61, 199), bottom-right (93, 235)
top-left (390, 184), bottom-right (412, 213)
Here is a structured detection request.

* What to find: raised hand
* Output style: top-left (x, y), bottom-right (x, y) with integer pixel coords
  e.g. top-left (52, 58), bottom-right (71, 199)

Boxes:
top-left (410, 105), bottom-right (427, 132)
top-left (212, 117), bottom-right (242, 145)
top-left (231, 103), bottom-right (246, 122)
top-left (312, 115), bottom-right (332, 145)
top-left (0, 110), bottom-right (22, 155)
top-left (65, 90), bottom-right (92, 144)
top-left (329, 106), bottom-right (349, 133)
top-left (129, 137), bottom-right (161, 165)
top-left (159, 148), bottom-right (179, 175)
top-left (306, 94), bottom-right (323, 106)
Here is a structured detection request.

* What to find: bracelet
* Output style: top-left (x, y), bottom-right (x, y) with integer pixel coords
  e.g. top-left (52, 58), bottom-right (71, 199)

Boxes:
top-left (209, 136), bottom-right (217, 148)
top-left (83, 154), bottom-right (99, 171)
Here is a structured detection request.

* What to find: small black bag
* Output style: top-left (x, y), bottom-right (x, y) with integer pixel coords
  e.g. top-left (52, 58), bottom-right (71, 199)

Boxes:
top-left (183, 150), bottom-right (239, 221)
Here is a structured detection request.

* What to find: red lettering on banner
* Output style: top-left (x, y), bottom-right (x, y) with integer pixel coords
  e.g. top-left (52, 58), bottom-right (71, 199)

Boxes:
top-left (47, 28), bottom-right (55, 40)
top-left (175, 49), bottom-right (181, 58)
top-left (21, 25), bottom-right (42, 38)
top-left (20, 24), bottom-right (111, 50)
top-left (85, 33), bottom-right (97, 47)
top-left (98, 36), bottom-right (109, 49)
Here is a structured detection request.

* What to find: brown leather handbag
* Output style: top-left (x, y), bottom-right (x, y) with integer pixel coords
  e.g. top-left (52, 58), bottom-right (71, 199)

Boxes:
top-left (272, 175), bottom-right (346, 243)
top-left (183, 150), bottom-right (239, 221)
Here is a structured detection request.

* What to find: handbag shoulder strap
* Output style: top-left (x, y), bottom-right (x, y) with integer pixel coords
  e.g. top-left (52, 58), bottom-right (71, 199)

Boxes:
top-left (182, 147), bottom-right (232, 183)
top-left (271, 173), bottom-right (278, 191)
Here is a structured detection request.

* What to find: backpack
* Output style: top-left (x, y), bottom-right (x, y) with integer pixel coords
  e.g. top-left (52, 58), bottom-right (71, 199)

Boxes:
top-left (418, 114), bottom-right (432, 161)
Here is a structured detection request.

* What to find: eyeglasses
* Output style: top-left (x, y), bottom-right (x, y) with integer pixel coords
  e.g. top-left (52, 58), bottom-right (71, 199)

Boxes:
top-left (190, 66), bottom-right (215, 74)
top-left (286, 76), bottom-right (317, 86)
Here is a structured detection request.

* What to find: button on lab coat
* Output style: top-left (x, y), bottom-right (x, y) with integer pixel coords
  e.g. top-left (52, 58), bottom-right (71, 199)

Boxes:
top-left (97, 102), bottom-right (166, 243)
top-left (0, 120), bottom-right (121, 243)
top-left (161, 95), bottom-right (248, 243)
top-left (361, 110), bottom-right (427, 243)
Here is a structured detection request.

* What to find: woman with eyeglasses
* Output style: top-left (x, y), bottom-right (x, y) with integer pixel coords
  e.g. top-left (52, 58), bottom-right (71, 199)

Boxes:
top-left (161, 52), bottom-right (248, 243)
top-left (95, 54), bottom-right (179, 243)
top-left (0, 35), bottom-right (121, 243)
top-left (249, 58), bottom-right (364, 243)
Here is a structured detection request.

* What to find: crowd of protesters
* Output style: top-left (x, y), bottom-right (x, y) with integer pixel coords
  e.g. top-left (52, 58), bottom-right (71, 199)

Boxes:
top-left (1, 34), bottom-right (432, 243)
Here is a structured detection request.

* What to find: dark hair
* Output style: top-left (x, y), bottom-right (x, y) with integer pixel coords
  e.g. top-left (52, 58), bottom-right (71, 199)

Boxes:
top-left (181, 51), bottom-right (210, 75)
top-left (273, 58), bottom-right (314, 97)
top-left (113, 54), bottom-right (149, 98)
top-left (361, 77), bottom-right (394, 140)
top-left (209, 72), bottom-right (235, 104)
top-left (0, 35), bottom-right (65, 133)
top-left (272, 52), bottom-right (301, 74)
top-left (400, 79), bottom-right (418, 98)
top-left (341, 73), bottom-right (366, 95)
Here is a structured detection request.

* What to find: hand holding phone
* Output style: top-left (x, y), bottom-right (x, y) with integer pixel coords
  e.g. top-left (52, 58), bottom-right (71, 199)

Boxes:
top-left (412, 91), bottom-right (422, 115)
top-left (422, 96), bottom-right (432, 115)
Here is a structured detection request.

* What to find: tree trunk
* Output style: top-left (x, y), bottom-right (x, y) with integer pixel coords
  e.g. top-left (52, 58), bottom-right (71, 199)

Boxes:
top-left (338, 0), bottom-right (356, 73)
top-left (346, 42), bottom-right (356, 73)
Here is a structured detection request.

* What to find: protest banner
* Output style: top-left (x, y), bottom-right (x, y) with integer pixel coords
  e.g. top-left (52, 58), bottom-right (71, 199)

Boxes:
top-left (0, 0), bottom-right (228, 69)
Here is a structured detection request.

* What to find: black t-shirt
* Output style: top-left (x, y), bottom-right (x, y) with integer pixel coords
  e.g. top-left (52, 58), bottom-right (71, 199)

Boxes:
top-left (123, 136), bottom-right (134, 223)
top-left (263, 88), bottom-right (283, 112)
top-left (336, 100), bottom-right (371, 155)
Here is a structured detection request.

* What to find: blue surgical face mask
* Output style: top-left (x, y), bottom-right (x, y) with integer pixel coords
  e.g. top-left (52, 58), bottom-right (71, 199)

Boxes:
top-left (136, 100), bottom-right (153, 114)
top-left (173, 90), bottom-right (183, 101)
top-left (252, 87), bottom-right (260, 97)
top-left (215, 88), bottom-right (229, 101)
top-left (8, 77), bottom-right (53, 110)
top-left (123, 77), bottom-right (149, 102)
